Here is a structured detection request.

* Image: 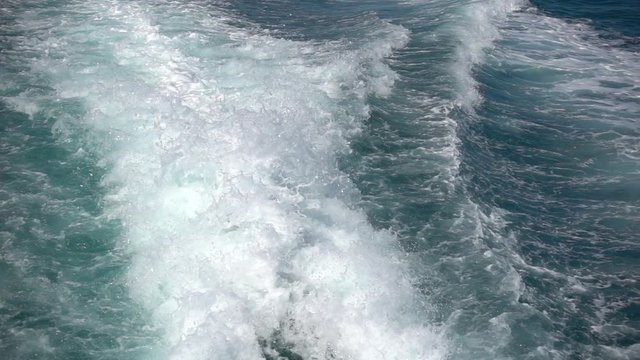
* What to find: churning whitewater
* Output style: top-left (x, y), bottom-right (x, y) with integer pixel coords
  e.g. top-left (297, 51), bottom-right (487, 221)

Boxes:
top-left (1, 0), bottom-right (639, 359)
top-left (3, 0), bottom-right (447, 359)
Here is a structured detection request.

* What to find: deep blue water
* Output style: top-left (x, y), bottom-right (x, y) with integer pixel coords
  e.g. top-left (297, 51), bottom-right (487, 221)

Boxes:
top-left (532, 0), bottom-right (640, 40)
top-left (1, 1), bottom-right (639, 359)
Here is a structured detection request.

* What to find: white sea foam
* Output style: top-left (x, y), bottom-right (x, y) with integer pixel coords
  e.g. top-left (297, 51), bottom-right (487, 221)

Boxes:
top-left (15, 1), bottom-right (449, 359)
top-left (451, 0), bottom-right (525, 109)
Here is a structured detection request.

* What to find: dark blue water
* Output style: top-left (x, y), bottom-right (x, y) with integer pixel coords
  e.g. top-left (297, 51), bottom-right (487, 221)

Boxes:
top-left (1, 0), bottom-right (639, 359)
top-left (532, 0), bottom-right (640, 44)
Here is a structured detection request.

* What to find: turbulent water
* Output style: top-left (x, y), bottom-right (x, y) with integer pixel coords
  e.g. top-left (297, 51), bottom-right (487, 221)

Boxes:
top-left (1, 0), bottom-right (639, 359)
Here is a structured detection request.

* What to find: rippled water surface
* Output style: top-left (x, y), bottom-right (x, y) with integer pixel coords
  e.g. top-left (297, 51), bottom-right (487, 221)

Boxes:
top-left (1, 1), bottom-right (639, 359)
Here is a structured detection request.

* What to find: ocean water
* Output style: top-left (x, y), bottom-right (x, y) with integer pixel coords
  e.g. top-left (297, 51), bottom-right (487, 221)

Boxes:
top-left (1, 1), bottom-right (638, 359)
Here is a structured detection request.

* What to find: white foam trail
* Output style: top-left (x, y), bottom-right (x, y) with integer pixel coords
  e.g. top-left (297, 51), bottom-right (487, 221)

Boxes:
top-left (451, 0), bottom-right (525, 109)
top-left (18, 1), bottom-right (449, 359)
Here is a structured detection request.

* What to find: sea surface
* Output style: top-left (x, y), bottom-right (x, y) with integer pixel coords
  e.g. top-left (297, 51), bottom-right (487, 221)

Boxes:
top-left (1, 1), bottom-right (639, 359)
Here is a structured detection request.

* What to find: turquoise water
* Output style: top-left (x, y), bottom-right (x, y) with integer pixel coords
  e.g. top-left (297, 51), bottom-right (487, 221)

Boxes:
top-left (1, 1), bottom-right (638, 359)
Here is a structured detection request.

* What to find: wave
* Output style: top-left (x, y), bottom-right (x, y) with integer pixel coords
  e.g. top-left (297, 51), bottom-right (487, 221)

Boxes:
top-left (451, 0), bottom-right (526, 109)
top-left (448, 0), bottom-right (640, 358)
top-left (3, 0), bottom-right (451, 359)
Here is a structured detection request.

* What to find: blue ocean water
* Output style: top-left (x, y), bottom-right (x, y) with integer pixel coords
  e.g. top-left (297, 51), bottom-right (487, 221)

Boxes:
top-left (1, 1), bottom-right (638, 359)
top-left (531, 0), bottom-right (640, 41)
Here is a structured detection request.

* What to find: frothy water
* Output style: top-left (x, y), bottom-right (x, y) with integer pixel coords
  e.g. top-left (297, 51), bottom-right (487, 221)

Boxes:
top-left (3, 0), bottom-right (448, 358)
top-left (451, 0), bottom-right (525, 109)
top-left (2, 0), bottom-right (639, 359)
